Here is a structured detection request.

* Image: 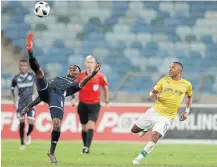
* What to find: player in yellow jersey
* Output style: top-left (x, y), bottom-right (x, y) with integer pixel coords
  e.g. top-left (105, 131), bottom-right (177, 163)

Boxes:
top-left (131, 62), bottom-right (193, 164)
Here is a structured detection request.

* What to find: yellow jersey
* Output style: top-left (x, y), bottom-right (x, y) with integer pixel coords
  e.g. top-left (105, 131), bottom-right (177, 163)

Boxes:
top-left (153, 77), bottom-right (192, 120)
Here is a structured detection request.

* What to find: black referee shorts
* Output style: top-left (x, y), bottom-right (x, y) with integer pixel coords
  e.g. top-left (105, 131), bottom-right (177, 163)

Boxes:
top-left (78, 101), bottom-right (101, 124)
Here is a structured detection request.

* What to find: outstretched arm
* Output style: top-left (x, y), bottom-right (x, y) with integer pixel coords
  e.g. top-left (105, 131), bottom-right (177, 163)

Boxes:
top-left (28, 96), bottom-right (42, 108)
top-left (20, 96), bottom-right (42, 118)
top-left (79, 63), bottom-right (101, 88)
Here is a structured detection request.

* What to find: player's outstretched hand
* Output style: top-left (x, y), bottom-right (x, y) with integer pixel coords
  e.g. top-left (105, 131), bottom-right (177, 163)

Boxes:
top-left (20, 107), bottom-right (29, 119)
top-left (94, 63), bottom-right (101, 73)
top-left (180, 112), bottom-right (188, 121)
top-left (26, 32), bottom-right (34, 51)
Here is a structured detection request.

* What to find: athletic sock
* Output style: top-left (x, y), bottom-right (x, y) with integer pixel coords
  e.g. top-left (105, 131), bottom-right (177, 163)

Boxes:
top-left (19, 122), bottom-right (25, 145)
top-left (82, 131), bottom-right (87, 147)
top-left (50, 130), bottom-right (60, 154)
top-left (144, 141), bottom-right (156, 154)
top-left (27, 124), bottom-right (34, 136)
top-left (135, 141), bottom-right (156, 161)
top-left (135, 150), bottom-right (148, 161)
top-left (87, 129), bottom-right (94, 148)
top-left (28, 51), bottom-right (40, 73)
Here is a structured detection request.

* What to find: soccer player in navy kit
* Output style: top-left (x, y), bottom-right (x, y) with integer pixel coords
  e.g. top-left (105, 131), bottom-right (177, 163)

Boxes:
top-left (21, 32), bottom-right (101, 163)
top-left (11, 59), bottom-right (36, 150)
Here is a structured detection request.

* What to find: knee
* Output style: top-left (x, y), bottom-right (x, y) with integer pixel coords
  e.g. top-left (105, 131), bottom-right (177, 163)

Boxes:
top-left (27, 119), bottom-right (34, 125)
top-left (131, 124), bottom-right (142, 133)
top-left (88, 121), bottom-right (96, 129)
top-left (151, 132), bottom-right (162, 143)
top-left (53, 119), bottom-right (61, 132)
top-left (131, 127), bottom-right (137, 133)
top-left (53, 123), bottom-right (61, 131)
top-left (36, 69), bottom-right (44, 79)
top-left (82, 124), bottom-right (88, 131)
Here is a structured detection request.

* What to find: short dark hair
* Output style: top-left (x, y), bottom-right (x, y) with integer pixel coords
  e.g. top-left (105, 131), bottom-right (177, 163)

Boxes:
top-left (69, 64), bottom-right (81, 72)
top-left (173, 61), bottom-right (183, 70)
top-left (19, 59), bottom-right (28, 64)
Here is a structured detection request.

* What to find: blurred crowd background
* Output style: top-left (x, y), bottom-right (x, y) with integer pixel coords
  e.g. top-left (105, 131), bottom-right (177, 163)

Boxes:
top-left (1, 1), bottom-right (217, 103)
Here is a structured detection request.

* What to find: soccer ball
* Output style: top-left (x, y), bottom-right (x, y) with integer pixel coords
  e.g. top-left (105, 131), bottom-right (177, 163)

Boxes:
top-left (34, 1), bottom-right (50, 18)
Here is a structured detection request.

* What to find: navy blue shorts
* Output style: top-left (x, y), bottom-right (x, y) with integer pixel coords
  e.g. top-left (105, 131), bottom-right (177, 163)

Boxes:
top-left (37, 77), bottom-right (49, 103)
top-left (48, 92), bottom-right (64, 120)
top-left (37, 77), bottom-right (64, 120)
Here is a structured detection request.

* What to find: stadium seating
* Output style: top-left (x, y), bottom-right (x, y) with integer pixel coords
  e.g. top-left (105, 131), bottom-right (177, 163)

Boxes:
top-left (1, 1), bottom-right (217, 94)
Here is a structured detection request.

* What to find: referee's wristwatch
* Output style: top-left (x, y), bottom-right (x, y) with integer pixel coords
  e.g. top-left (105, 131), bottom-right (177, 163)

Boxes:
top-left (105, 101), bottom-right (109, 104)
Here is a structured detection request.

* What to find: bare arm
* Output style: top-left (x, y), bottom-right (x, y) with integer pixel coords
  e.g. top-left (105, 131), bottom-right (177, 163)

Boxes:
top-left (20, 96), bottom-right (42, 118)
top-left (149, 89), bottom-right (159, 101)
top-left (11, 89), bottom-right (16, 104)
top-left (71, 94), bottom-right (77, 107)
top-left (180, 95), bottom-right (192, 121)
top-left (27, 96), bottom-right (42, 109)
top-left (11, 78), bottom-right (17, 107)
top-left (103, 86), bottom-right (109, 103)
top-left (79, 63), bottom-right (101, 88)
top-left (186, 96), bottom-right (192, 109)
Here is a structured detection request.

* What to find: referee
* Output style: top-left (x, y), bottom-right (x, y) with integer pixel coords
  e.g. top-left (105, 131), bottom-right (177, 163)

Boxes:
top-left (74, 55), bottom-right (109, 154)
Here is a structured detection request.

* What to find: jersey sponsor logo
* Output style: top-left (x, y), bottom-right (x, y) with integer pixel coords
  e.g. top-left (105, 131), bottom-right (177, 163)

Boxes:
top-left (1, 104), bottom-right (150, 141)
top-left (2, 104), bottom-right (217, 141)
top-left (180, 84), bottom-right (187, 89)
top-left (163, 87), bottom-right (184, 96)
top-left (93, 84), bottom-right (99, 91)
top-left (174, 89), bottom-right (184, 95)
top-left (27, 75), bottom-right (33, 81)
top-left (17, 82), bottom-right (34, 88)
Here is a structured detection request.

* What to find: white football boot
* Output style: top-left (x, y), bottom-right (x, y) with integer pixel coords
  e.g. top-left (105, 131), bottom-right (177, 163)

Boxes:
top-left (132, 159), bottom-right (140, 165)
top-left (19, 145), bottom-right (25, 150)
top-left (26, 135), bottom-right (31, 145)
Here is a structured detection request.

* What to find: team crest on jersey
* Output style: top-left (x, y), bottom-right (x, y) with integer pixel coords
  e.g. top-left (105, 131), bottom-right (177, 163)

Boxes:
top-left (93, 84), bottom-right (99, 91)
top-left (28, 75), bottom-right (33, 81)
top-left (180, 84), bottom-right (185, 88)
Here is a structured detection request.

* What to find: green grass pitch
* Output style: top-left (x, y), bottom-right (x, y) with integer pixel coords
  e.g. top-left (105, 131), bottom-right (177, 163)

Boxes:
top-left (1, 140), bottom-right (217, 167)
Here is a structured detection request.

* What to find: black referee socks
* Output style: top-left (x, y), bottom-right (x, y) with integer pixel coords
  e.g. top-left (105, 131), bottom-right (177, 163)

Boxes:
top-left (82, 131), bottom-right (87, 147)
top-left (28, 51), bottom-right (40, 73)
top-left (50, 130), bottom-right (60, 154)
top-left (87, 129), bottom-right (94, 148)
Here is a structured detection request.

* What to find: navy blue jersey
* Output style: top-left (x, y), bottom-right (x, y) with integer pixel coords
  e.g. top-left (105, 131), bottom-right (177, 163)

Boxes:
top-left (48, 76), bottom-right (81, 97)
top-left (11, 72), bottom-right (36, 109)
